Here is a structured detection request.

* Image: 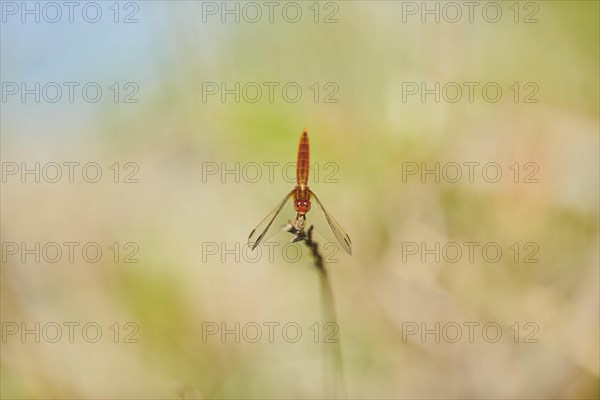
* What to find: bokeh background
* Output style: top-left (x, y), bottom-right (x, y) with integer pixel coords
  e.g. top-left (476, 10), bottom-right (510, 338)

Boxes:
top-left (1, 1), bottom-right (599, 399)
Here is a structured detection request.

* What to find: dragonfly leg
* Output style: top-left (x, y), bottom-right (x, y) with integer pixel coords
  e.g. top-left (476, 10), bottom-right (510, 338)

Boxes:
top-left (285, 215), bottom-right (310, 243)
top-left (294, 214), bottom-right (306, 231)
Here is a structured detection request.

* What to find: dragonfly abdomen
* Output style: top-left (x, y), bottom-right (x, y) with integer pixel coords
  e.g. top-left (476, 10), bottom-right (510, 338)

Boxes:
top-left (296, 129), bottom-right (310, 186)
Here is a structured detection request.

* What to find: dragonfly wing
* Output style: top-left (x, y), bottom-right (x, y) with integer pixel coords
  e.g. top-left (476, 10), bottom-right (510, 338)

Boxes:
top-left (309, 190), bottom-right (352, 255)
top-left (248, 190), bottom-right (295, 250)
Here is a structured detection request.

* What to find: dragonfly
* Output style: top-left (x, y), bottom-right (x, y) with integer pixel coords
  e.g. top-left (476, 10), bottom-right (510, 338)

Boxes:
top-left (248, 129), bottom-right (352, 255)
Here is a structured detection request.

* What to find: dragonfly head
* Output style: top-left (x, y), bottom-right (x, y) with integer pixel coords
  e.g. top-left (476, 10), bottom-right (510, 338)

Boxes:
top-left (294, 199), bottom-right (311, 215)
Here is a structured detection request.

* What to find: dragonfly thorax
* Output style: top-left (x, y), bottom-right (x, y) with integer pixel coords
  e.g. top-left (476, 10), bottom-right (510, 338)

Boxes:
top-left (293, 186), bottom-right (311, 215)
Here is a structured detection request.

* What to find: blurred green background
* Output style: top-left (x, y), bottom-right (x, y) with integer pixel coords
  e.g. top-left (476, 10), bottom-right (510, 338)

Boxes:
top-left (1, 1), bottom-right (598, 399)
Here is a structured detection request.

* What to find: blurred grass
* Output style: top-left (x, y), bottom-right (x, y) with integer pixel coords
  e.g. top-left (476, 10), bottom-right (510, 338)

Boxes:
top-left (1, 1), bottom-right (599, 399)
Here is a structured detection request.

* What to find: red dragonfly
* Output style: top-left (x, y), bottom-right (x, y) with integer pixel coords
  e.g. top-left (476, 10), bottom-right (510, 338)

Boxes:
top-left (248, 129), bottom-right (352, 255)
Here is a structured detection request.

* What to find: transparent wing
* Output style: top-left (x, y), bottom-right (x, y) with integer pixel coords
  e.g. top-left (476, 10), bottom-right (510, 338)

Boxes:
top-left (309, 190), bottom-right (352, 255)
top-left (248, 190), bottom-right (295, 250)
